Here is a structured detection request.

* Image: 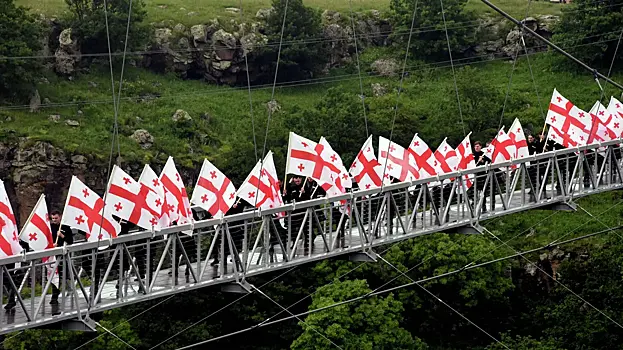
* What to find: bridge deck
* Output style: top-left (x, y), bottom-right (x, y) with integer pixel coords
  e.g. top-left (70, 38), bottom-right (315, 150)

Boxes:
top-left (0, 144), bottom-right (622, 334)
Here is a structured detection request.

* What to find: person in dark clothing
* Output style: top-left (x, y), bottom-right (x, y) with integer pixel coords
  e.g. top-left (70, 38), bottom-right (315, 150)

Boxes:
top-left (3, 240), bottom-right (32, 311)
top-left (473, 141), bottom-right (493, 212)
top-left (48, 210), bottom-right (73, 304)
top-left (527, 134), bottom-right (545, 200)
top-left (283, 176), bottom-right (314, 256)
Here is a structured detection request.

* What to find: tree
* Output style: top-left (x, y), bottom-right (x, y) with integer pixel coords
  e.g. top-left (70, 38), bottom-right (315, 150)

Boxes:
top-left (0, 0), bottom-right (42, 100)
top-left (291, 279), bottom-right (426, 350)
top-left (390, 0), bottom-right (477, 62)
top-left (64, 0), bottom-right (148, 56)
top-left (487, 334), bottom-right (567, 350)
top-left (553, 0), bottom-right (623, 71)
top-left (258, 0), bottom-right (328, 82)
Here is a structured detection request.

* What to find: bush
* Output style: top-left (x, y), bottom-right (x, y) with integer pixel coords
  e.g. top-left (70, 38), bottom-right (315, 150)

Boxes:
top-left (0, 0), bottom-right (42, 101)
top-left (553, 0), bottom-right (623, 71)
top-left (64, 0), bottom-right (149, 56)
top-left (257, 0), bottom-right (328, 82)
top-left (390, 0), bottom-right (477, 62)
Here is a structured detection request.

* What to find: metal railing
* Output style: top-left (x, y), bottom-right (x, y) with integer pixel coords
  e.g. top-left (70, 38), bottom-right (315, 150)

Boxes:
top-left (1, 140), bottom-right (622, 334)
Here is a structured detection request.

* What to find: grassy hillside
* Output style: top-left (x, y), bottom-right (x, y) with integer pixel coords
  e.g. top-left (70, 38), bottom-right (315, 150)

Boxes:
top-left (16, 0), bottom-right (564, 25)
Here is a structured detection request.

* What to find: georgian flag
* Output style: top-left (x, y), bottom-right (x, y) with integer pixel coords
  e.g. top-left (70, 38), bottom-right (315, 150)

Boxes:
top-left (316, 137), bottom-right (352, 195)
top-left (237, 151), bottom-right (284, 212)
top-left (349, 135), bottom-right (387, 190)
top-left (159, 157), bottom-right (193, 229)
top-left (485, 128), bottom-right (516, 164)
top-left (455, 133), bottom-right (476, 190)
top-left (408, 134), bottom-right (437, 179)
top-left (587, 101), bottom-right (622, 145)
top-left (106, 165), bottom-right (162, 230)
top-left (0, 180), bottom-right (22, 257)
top-left (546, 89), bottom-right (591, 147)
top-left (19, 194), bottom-right (54, 251)
top-left (433, 138), bottom-right (458, 176)
top-left (191, 159), bottom-right (237, 218)
top-left (61, 176), bottom-right (120, 243)
top-left (606, 97), bottom-right (623, 138)
top-left (508, 118), bottom-right (529, 160)
top-left (286, 132), bottom-right (340, 186)
top-left (378, 136), bottom-right (419, 182)
top-left (138, 164), bottom-right (165, 227)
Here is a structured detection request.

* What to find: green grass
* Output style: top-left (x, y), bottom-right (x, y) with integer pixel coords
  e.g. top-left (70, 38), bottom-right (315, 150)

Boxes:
top-left (16, 0), bottom-right (565, 26)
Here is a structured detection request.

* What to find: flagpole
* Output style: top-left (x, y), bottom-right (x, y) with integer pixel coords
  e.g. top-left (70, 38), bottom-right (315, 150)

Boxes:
top-left (18, 194), bottom-right (44, 240)
top-left (298, 177), bottom-right (308, 198)
top-left (284, 132), bottom-right (293, 195)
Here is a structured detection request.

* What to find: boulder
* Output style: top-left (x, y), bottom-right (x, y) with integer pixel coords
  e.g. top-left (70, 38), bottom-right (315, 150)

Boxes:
top-left (130, 129), bottom-right (154, 149)
top-left (172, 109), bottom-right (192, 122)
top-left (371, 58), bottom-right (399, 77)
top-left (190, 24), bottom-right (208, 44)
top-left (256, 8), bottom-right (274, 20)
top-left (65, 119), bottom-right (80, 127)
top-left (154, 28), bottom-right (173, 47)
top-left (212, 29), bottom-right (237, 61)
top-left (240, 32), bottom-right (268, 55)
top-left (29, 89), bottom-right (41, 113)
top-left (225, 7), bottom-right (240, 13)
top-left (266, 100), bottom-right (281, 114)
top-left (173, 23), bottom-right (187, 34)
top-left (54, 28), bottom-right (81, 75)
top-left (371, 83), bottom-right (386, 97)
top-left (48, 114), bottom-right (60, 123)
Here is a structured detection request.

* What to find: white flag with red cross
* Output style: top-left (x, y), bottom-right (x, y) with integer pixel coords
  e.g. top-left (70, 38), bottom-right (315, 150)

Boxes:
top-left (378, 136), bottom-right (419, 182)
top-left (159, 157), bottom-right (193, 229)
top-left (588, 101), bottom-right (622, 145)
top-left (61, 176), bottom-right (120, 243)
top-left (606, 97), bottom-right (623, 138)
top-left (485, 128), bottom-right (516, 164)
top-left (191, 159), bottom-right (237, 218)
top-left (237, 151), bottom-right (284, 212)
top-left (546, 89), bottom-right (591, 147)
top-left (433, 138), bottom-right (458, 177)
top-left (0, 180), bottom-right (23, 257)
top-left (106, 165), bottom-right (162, 231)
top-left (286, 132), bottom-right (341, 186)
top-left (138, 164), bottom-right (166, 228)
top-left (455, 133), bottom-right (476, 190)
top-left (408, 134), bottom-right (437, 179)
top-left (19, 194), bottom-right (54, 251)
top-left (608, 96), bottom-right (623, 121)
top-left (508, 118), bottom-right (529, 160)
top-left (349, 135), bottom-right (388, 191)
top-left (316, 137), bottom-right (352, 198)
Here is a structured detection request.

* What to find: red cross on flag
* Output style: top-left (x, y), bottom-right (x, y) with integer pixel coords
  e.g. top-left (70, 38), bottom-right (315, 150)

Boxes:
top-left (588, 101), bottom-right (622, 145)
top-left (508, 118), bottom-right (529, 160)
top-left (105, 165), bottom-right (162, 231)
top-left (349, 135), bottom-right (387, 190)
top-left (138, 164), bottom-right (166, 227)
top-left (19, 194), bottom-right (54, 251)
top-left (0, 180), bottom-right (23, 257)
top-left (408, 134), bottom-right (437, 179)
top-left (455, 133), bottom-right (476, 190)
top-left (546, 89), bottom-right (591, 148)
top-left (159, 157), bottom-right (193, 229)
top-left (237, 151), bottom-right (284, 212)
top-left (607, 97), bottom-right (623, 138)
top-left (61, 176), bottom-right (120, 243)
top-left (316, 137), bottom-right (352, 195)
top-left (378, 136), bottom-right (419, 182)
top-left (433, 138), bottom-right (458, 176)
top-left (485, 128), bottom-right (516, 164)
top-left (286, 132), bottom-right (341, 186)
top-left (191, 159), bottom-right (237, 218)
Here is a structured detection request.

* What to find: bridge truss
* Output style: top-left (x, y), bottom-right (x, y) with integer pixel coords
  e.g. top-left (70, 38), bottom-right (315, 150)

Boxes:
top-left (0, 141), bottom-right (622, 334)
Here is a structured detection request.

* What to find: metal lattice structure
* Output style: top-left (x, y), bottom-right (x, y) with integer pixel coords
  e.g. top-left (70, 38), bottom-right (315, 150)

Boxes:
top-left (1, 141), bottom-right (622, 334)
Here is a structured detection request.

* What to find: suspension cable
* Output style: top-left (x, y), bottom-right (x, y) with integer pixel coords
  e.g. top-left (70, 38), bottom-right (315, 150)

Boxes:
top-left (239, 0), bottom-right (259, 163)
top-left (379, 0), bottom-right (420, 189)
top-left (348, 0), bottom-right (369, 137)
top-left (498, 0), bottom-right (534, 131)
top-left (440, 0), bottom-right (466, 136)
top-left (175, 224), bottom-right (622, 348)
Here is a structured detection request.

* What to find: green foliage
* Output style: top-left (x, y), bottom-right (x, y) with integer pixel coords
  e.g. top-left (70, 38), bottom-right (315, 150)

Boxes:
top-left (0, 0), bottom-right (42, 100)
top-left (63, 0), bottom-right (149, 55)
top-left (553, 0), bottom-right (623, 72)
top-left (390, 0), bottom-right (477, 62)
top-left (258, 0), bottom-right (328, 82)
top-left (487, 334), bottom-right (566, 350)
top-left (291, 279), bottom-right (425, 350)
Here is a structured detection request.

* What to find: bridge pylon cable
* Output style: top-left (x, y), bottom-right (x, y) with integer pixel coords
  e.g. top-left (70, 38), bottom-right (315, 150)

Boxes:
top-left (348, 0), bottom-right (369, 137)
top-left (377, 256), bottom-right (510, 349)
top-left (440, 0), bottom-right (466, 137)
top-left (480, 226), bottom-right (623, 330)
top-left (94, 321), bottom-right (138, 350)
top-left (239, 0), bottom-right (259, 163)
top-left (174, 224), bottom-right (623, 347)
top-left (497, 0), bottom-right (534, 131)
top-left (478, 0), bottom-right (623, 91)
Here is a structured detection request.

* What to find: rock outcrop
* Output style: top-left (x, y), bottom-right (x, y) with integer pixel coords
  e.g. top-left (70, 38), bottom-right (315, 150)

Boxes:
top-left (54, 28), bottom-right (81, 76)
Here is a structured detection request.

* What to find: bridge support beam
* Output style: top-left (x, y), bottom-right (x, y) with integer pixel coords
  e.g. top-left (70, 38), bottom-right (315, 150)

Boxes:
top-left (543, 201), bottom-right (577, 212)
top-left (221, 281), bottom-right (253, 294)
top-left (36, 316), bottom-right (97, 332)
top-left (348, 251), bottom-right (378, 262)
top-left (442, 223), bottom-right (482, 235)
